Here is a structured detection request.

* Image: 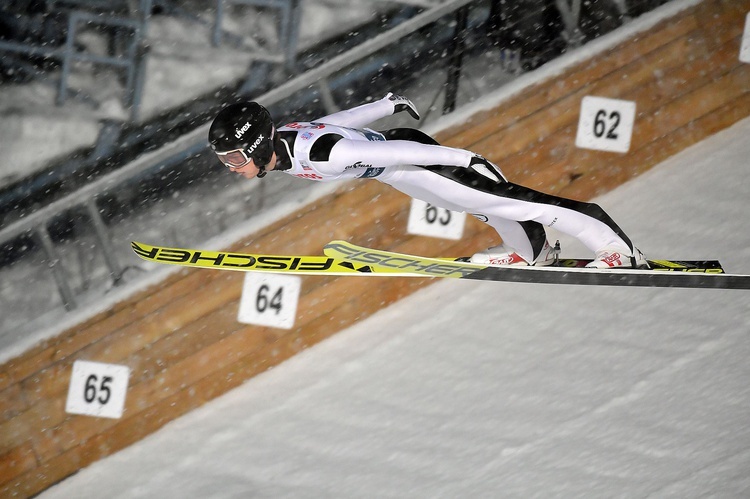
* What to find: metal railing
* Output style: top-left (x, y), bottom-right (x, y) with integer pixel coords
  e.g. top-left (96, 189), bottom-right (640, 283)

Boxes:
top-left (0, 0), bottom-right (152, 121)
top-left (213, 0), bottom-right (301, 70)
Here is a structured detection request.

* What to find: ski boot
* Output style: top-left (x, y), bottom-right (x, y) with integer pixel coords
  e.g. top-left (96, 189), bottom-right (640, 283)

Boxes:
top-left (471, 240), bottom-right (557, 267)
top-left (586, 247), bottom-right (648, 269)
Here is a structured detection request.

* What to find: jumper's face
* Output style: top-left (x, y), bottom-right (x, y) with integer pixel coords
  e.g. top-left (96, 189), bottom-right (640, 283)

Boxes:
top-left (218, 150), bottom-right (277, 179)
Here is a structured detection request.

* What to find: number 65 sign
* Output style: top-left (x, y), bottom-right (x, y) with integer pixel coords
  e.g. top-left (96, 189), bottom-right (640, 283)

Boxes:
top-left (66, 360), bottom-right (130, 419)
top-left (575, 96), bottom-right (636, 153)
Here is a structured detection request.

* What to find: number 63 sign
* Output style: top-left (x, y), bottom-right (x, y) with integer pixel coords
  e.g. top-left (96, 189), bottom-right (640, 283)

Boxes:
top-left (407, 199), bottom-right (466, 240)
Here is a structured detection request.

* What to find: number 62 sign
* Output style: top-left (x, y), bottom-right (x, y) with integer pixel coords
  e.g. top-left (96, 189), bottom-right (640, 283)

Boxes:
top-left (575, 96), bottom-right (636, 153)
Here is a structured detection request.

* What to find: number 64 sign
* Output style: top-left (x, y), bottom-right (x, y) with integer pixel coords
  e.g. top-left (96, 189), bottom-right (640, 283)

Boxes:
top-left (237, 273), bottom-right (301, 329)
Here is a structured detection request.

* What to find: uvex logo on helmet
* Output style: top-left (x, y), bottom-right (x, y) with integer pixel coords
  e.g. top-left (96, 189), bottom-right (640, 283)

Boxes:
top-left (235, 122), bottom-right (251, 139)
top-left (247, 134), bottom-right (265, 154)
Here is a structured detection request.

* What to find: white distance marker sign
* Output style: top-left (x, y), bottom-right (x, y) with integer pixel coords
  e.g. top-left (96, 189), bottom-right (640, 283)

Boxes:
top-left (741, 13), bottom-right (750, 63)
top-left (66, 360), bottom-right (130, 419)
top-left (575, 96), bottom-right (636, 153)
top-left (407, 199), bottom-right (466, 240)
top-left (238, 273), bottom-right (301, 329)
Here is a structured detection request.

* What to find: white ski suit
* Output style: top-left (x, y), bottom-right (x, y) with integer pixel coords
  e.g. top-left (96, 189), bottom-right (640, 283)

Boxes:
top-left (271, 95), bottom-right (634, 262)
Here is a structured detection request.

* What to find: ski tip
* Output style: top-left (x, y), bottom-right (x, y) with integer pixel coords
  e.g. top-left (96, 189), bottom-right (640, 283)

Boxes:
top-left (131, 241), bottom-right (157, 260)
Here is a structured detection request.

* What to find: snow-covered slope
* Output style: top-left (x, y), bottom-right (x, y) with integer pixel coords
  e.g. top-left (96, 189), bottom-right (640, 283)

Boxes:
top-left (40, 118), bottom-right (750, 498)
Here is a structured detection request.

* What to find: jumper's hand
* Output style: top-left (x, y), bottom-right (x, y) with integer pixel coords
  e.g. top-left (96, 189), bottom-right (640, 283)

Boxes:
top-left (386, 92), bottom-right (420, 120)
top-left (468, 154), bottom-right (507, 183)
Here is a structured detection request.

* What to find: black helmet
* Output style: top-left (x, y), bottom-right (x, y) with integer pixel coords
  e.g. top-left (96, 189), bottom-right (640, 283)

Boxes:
top-left (208, 101), bottom-right (275, 174)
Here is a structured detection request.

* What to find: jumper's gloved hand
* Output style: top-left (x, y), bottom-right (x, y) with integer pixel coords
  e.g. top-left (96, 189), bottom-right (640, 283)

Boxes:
top-left (468, 154), bottom-right (507, 183)
top-left (386, 92), bottom-right (420, 120)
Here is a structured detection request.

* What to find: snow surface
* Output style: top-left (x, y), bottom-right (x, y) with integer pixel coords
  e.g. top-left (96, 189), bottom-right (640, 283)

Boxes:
top-left (39, 116), bottom-right (750, 497)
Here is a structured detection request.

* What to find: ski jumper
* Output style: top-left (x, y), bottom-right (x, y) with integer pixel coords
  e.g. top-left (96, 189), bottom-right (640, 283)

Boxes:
top-left (272, 98), bottom-right (634, 262)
